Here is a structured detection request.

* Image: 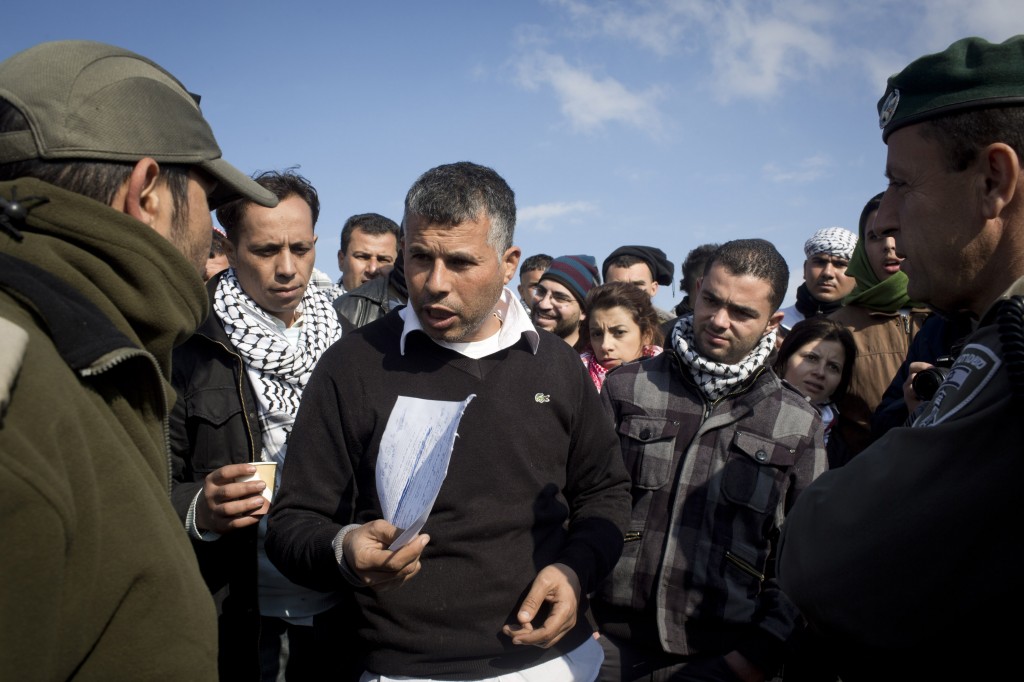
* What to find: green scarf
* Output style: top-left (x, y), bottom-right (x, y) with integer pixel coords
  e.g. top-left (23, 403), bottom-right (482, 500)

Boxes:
top-left (843, 236), bottom-right (924, 312)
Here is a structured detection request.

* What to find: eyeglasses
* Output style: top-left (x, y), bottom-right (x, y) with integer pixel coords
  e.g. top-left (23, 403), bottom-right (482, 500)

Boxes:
top-left (531, 284), bottom-right (577, 309)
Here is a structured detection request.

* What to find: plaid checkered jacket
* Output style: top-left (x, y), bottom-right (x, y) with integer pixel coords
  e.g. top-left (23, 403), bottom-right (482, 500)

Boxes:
top-left (594, 350), bottom-right (826, 661)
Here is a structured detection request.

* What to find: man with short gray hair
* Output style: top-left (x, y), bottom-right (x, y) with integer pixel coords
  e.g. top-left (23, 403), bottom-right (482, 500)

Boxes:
top-left (266, 161), bottom-right (631, 681)
top-left (0, 40), bottom-right (275, 679)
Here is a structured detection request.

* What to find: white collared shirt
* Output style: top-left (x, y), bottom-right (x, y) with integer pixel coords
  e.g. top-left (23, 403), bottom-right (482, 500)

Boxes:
top-left (399, 287), bottom-right (539, 359)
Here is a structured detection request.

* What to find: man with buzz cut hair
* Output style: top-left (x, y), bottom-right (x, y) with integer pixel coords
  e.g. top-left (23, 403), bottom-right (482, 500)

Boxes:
top-left (777, 34), bottom-right (1024, 680)
top-left (0, 40), bottom-right (277, 679)
top-left (337, 211), bottom-right (401, 294)
top-left (517, 252), bottom-right (552, 311)
top-left (171, 169), bottom-right (343, 680)
top-left (266, 161), bottom-right (631, 681)
top-left (593, 238), bottom-right (827, 682)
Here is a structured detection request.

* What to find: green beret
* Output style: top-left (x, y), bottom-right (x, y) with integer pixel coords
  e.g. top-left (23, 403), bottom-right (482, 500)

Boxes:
top-left (878, 35), bottom-right (1024, 142)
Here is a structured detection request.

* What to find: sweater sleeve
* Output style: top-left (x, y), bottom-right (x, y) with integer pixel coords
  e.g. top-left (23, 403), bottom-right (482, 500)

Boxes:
top-left (555, 362), bottom-right (632, 594)
top-left (265, 344), bottom-right (361, 593)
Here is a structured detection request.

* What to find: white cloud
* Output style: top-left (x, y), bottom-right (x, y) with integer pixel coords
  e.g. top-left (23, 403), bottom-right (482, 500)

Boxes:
top-left (515, 50), bottom-right (665, 134)
top-left (537, 0), bottom-right (1024, 113)
top-left (518, 200), bottom-right (598, 231)
top-left (546, 1), bottom-right (838, 102)
top-left (916, 0), bottom-right (1024, 48)
top-left (762, 155), bottom-right (830, 183)
top-left (706, 2), bottom-right (836, 101)
top-left (550, 0), bottom-right (709, 57)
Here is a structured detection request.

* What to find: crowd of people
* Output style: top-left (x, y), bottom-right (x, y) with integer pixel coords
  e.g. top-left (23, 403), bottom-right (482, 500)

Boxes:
top-left (2, 33), bottom-right (1023, 682)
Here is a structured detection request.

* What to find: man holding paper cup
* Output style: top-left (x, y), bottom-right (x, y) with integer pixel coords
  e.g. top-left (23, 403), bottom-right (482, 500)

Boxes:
top-left (170, 169), bottom-right (344, 680)
top-left (266, 161), bottom-right (632, 681)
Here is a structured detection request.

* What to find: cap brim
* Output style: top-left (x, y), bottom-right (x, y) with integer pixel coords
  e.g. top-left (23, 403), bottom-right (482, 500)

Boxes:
top-left (200, 157), bottom-right (278, 209)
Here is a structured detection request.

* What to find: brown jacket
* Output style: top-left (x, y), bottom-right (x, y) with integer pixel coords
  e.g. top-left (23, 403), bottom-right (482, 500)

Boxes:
top-left (829, 304), bottom-right (931, 459)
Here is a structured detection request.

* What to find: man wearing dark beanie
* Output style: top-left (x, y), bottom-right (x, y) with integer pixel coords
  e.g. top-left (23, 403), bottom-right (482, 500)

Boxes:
top-left (778, 34), bottom-right (1024, 680)
top-left (602, 245), bottom-right (675, 324)
top-left (531, 254), bottom-right (601, 351)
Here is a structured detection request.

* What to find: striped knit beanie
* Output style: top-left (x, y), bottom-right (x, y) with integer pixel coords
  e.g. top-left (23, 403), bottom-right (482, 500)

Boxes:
top-left (540, 255), bottom-right (601, 307)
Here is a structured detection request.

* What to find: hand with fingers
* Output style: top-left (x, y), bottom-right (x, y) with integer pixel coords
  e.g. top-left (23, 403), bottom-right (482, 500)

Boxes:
top-left (195, 462), bottom-right (269, 534)
top-left (342, 519), bottom-right (429, 590)
top-left (502, 563), bottom-right (581, 649)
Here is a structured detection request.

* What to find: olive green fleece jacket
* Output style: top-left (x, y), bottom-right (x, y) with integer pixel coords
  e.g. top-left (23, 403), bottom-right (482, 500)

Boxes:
top-left (0, 179), bottom-right (218, 680)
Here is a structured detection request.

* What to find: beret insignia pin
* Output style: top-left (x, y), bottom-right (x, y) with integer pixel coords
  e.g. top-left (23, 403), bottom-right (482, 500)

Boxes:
top-left (879, 88), bottom-right (900, 128)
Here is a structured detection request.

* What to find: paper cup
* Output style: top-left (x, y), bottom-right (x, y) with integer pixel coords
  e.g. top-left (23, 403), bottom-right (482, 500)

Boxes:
top-left (236, 461), bottom-right (277, 515)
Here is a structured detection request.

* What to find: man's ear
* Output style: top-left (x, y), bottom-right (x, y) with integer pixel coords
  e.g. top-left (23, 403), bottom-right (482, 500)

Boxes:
top-left (978, 142), bottom-right (1020, 221)
top-left (113, 157), bottom-right (163, 227)
top-left (502, 246), bottom-right (522, 286)
top-left (764, 310), bottom-right (784, 336)
top-left (221, 233), bottom-right (238, 268)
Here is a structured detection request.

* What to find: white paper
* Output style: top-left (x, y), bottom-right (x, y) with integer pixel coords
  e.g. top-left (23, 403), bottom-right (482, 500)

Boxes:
top-left (376, 394), bottom-right (475, 549)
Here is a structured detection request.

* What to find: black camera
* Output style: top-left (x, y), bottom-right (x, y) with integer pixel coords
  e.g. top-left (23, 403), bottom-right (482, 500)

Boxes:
top-left (912, 355), bottom-right (954, 401)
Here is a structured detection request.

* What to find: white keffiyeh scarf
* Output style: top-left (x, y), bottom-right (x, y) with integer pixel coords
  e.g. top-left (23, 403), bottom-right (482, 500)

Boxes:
top-left (670, 314), bottom-right (775, 402)
top-left (213, 270), bottom-right (342, 465)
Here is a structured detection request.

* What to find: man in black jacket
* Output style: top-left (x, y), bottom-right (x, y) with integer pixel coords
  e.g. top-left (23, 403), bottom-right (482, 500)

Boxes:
top-left (171, 169), bottom-right (343, 681)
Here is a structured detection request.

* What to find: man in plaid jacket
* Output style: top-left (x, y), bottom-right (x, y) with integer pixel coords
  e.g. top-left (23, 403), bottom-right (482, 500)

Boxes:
top-left (592, 239), bottom-right (827, 682)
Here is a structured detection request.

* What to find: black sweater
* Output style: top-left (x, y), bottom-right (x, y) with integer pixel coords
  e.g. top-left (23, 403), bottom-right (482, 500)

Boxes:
top-left (266, 310), bottom-right (631, 679)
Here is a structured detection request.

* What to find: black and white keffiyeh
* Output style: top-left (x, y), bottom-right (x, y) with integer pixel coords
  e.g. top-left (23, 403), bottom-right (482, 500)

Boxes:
top-left (213, 270), bottom-right (342, 464)
top-left (670, 314), bottom-right (775, 402)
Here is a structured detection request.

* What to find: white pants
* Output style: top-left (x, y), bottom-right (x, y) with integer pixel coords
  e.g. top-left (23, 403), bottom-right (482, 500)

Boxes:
top-left (359, 636), bottom-right (603, 682)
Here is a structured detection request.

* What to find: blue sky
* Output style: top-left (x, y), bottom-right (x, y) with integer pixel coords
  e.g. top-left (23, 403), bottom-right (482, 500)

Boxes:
top-left (7, 1), bottom-right (1024, 311)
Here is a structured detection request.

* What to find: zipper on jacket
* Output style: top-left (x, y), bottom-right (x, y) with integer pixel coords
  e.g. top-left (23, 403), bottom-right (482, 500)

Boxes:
top-left (81, 347), bottom-right (175, 495)
top-left (209, 337), bottom-right (259, 462)
top-left (725, 551), bottom-right (765, 582)
top-left (624, 530), bottom-right (643, 543)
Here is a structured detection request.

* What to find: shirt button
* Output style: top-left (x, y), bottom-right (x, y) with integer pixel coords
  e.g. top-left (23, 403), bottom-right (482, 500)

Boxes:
top-left (640, 428), bottom-right (652, 440)
top-left (755, 449), bottom-right (768, 462)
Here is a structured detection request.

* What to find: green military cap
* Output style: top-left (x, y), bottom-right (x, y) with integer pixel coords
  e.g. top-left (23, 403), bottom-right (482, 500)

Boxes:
top-left (0, 40), bottom-right (276, 209)
top-left (878, 35), bottom-right (1024, 142)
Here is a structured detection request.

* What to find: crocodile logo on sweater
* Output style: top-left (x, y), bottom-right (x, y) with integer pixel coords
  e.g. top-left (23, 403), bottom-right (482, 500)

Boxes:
top-left (534, 393), bottom-right (550, 403)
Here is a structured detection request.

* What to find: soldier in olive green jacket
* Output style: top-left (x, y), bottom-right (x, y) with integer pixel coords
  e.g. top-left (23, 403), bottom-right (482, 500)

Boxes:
top-left (0, 40), bottom-right (275, 680)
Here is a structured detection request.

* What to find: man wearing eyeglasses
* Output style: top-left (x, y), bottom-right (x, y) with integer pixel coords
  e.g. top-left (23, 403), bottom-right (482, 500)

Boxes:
top-left (531, 254), bottom-right (601, 351)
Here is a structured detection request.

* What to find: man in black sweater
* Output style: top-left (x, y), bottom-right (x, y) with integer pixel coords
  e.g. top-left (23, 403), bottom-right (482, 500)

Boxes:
top-left (266, 161), bottom-right (631, 681)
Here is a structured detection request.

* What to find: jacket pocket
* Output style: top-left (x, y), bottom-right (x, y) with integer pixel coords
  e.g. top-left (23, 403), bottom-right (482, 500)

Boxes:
top-left (186, 386), bottom-right (244, 426)
top-left (184, 387), bottom-right (250, 474)
top-left (617, 416), bottom-right (680, 489)
top-left (721, 431), bottom-right (797, 513)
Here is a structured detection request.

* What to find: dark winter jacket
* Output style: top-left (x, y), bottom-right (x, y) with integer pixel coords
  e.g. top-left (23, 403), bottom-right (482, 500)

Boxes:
top-left (594, 351), bottom-right (826, 675)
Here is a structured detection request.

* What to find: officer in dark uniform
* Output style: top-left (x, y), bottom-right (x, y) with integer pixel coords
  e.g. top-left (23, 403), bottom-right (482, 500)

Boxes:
top-left (777, 35), bottom-right (1024, 681)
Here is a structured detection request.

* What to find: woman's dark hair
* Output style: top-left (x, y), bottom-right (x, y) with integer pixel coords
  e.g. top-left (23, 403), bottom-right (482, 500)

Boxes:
top-left (774, 317), bottom-right (857, 402)
top-left (583, 280), bottom-right (663, 352)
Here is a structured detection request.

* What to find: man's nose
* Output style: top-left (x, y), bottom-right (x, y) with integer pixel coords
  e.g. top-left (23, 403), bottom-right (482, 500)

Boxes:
top-left (424, 261), bottom-right (450, 294)
top-left (709, 307), bottom-right (729, 329)
top-left (277, 251), bottom-right (297, 279)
